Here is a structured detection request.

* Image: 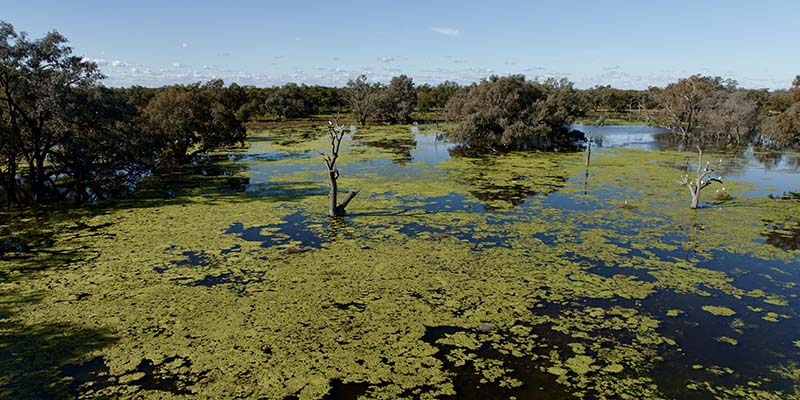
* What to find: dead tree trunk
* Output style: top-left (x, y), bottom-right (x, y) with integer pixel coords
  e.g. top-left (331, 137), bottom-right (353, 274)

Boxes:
top-left (322, 121), bottom-right (358, 217)
top-left (679, 146), bottom-right (722, 209)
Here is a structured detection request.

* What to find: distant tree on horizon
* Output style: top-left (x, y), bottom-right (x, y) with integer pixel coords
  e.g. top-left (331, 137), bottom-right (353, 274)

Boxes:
top-left (346, 75), bottom-right (382, 126)
top-left (762, 75), bottom-right (800, 147)
top-left (264, 82), bottom-right (315, 121)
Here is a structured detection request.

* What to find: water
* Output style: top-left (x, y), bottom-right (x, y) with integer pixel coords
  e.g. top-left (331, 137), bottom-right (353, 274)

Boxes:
top-left (14, 123), bottom-right (800, 399)
top-left (571, 124), bottom-right (800, 198)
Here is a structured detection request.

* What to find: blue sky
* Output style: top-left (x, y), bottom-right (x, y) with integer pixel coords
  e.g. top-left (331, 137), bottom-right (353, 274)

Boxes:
top-left (4, 0), bottom-right (799, 89)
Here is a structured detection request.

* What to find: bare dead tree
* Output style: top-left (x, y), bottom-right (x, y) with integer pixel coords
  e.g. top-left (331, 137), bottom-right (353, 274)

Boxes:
top-left (320, 121), bottom-right (358, 217)
top-left (679, 146), bottom-right (723, 209)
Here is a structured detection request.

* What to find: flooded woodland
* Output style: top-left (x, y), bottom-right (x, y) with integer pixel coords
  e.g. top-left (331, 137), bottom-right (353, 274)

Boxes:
top-left (2, 122), bottom-right (799, 399)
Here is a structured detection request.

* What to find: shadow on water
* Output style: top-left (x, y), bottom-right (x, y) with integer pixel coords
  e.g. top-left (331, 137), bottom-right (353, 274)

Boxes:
top-left (0, 292), bottom-right (118, 400)
top-left (57, 354), bottom-right (208, 398)
top-left (418, 323), bottom-right (571, 400)
top-left (225, 211), bottom-right (324, 249)
top-left (321, 379), bottom-right (371, 400)
top-left (0, 211), bottom-right (114, 283)
top-left (244, 181), bottom-right (325, 200)
top-left (352, 132), bottom-right (416, 165)
top-left (763, 219), bottom-right (800, 251)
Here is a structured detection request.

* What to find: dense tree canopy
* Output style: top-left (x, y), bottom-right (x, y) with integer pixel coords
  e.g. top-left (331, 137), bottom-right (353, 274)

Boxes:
top-left (0, 20), bottom-right (249, 205)
top-left (446, 75), bottom-right (585, 151)
top-left (652, 74), bottom-right (779, 147)
top-left (376, 74), bottom-right (417, 124)
top-left (346, 75), bottom-right (382, 126)
top-left (0, 21), bottom-right (103, 202)
top-left (702, 90), bottom-right (761, 145)
top-left (264, 83), bottom-right (315, 120)
top-left (417, 81), bottom-right (460, 112)
top-left (762, 75), bottom-right (800, 146)
top-left (654, 75), bottom-right (733, 139)
top-left (143, 82), bottom-right (246, 165)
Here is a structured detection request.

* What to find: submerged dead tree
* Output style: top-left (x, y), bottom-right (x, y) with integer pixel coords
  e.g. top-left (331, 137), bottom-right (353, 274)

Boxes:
top-left (321, 121), bottom-right (358, 217)
top-left (679, 146), bottom-right (723, 209)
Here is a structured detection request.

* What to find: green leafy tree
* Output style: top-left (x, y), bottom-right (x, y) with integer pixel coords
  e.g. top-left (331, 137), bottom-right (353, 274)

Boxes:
top-left (265, 83), bottom-right (315, 120)
top-left (762, 75), bottom-right (800, 147)
top-left (346, 75), bottom-right (382, 126)
top-left (0, 21), bottom-right (103, 201)
top-left (703, 90), bottom-right (760, 146)
top-left (446, 75), bottom-right (584, 151)
top-left (418, 81), bottom-right (460, 113)
top-left (0, 100), bottom-right (18, 205)
top-left (144, 83), bottom-right (245, 164)
top-left (377, 74), bottom-right (417, 123)
top-left (55, 86), bottom-right (155, 203)
top-left (655, 75), bottom-right (732, 140)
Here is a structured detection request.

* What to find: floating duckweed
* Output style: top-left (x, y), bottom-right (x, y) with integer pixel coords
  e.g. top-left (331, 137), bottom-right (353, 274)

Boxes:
top-left (701, 305), bottom-right (737, 317)
top-left (564, 355), bottom-right (596, 375)
top-left (763, 312), bottom-right (781, 323)
top-left (2, 125), bottom-right (799, 399)
top-left (603, 363), bottom-right (624, 373)
top-left (716, 336), bottom-right (739, 346)
top-left (666, 309), bottom-right (684, 317)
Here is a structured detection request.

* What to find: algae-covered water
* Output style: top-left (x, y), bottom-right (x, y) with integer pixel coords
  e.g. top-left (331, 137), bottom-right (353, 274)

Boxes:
top-left (1, 123), bottom-right (800, 399)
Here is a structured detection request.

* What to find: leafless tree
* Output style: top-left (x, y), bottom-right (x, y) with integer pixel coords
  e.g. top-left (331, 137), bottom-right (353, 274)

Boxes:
top-left (320, 121), bottom-right (358, 217)
top-left (679, 146), bottom-right (723, 209)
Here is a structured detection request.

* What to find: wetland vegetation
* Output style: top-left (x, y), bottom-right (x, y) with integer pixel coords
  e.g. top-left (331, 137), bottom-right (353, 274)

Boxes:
top-left (2, 121), bottom-right (799, 399)
top-left (1, 20), bottom-right (800, 400)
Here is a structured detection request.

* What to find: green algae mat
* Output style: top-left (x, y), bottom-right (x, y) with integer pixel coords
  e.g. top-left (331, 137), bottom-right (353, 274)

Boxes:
top-left (1, 124), bottom-right (799, 399)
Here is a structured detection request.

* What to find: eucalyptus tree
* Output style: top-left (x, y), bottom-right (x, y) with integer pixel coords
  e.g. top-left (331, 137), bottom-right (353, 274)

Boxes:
top-left (446, 75), bottom-right (584, 151)
top-left (762, 75), bottom-right (800, 147)
top-left (143, 82), bottom-right (245, 165)
top-left (55, 86), bottom-right (153, 203)
top-left (265, 82), bottom-right (315, 120)
top-left (655, 75), bottom-right (732, 140)
top-left (0, 21), bottom-right (103, 201)
top-left (0, 102), bottom-right (17, 205)
top-left (703, 90), bottom-right (760, 147)
top-left (346, 75), bottom-right (381, 126)
top-left (379, 74), bottom-right (417, 123)
top-left (417, 81), bottom-right (460, 112)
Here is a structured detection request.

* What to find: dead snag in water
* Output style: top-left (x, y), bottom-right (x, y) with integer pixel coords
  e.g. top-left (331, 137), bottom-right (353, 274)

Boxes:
top-left (679, 146), bottom-right (723, 209)
top-left (320, 121), bottom-right (359, 217)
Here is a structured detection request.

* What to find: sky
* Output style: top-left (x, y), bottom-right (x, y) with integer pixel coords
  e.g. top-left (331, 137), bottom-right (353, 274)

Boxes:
top-left (3, 0), bottom-right (799, 89)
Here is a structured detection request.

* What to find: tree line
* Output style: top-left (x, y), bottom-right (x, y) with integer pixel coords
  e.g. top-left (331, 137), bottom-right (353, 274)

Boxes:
top-left (2, 21), bottom-right (799, 206)
top-left (0, 23), bottom-right (249, 206)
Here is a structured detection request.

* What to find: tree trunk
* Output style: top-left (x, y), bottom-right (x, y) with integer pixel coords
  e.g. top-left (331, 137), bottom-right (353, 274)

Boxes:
top-left (34, 154), bottom-right (47, 202)
top-left (4, 159), bottom-right (16, 206)
top-left (327, 168), bottom-right (358, 217)
top-left (335, 191), bottom-right (359, 216)
top-left (690, 188), bottom-right (700, 209)
top-left (328, 170), bottom-right (338, 217)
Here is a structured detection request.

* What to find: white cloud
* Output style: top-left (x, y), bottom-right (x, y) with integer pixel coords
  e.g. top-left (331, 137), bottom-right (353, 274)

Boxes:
top-left (431, 27), bottom-right (460, 37)
top-left (377, 56), bottom-right (395, 63)
top-left (111, 60), bottom-right (128, 67)
top-left (81, 57), bottom-right (108, 66)
top-left (173, 63), bottom-right (184, 68)
top-left (180, 42), bottom-right (189, 48)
